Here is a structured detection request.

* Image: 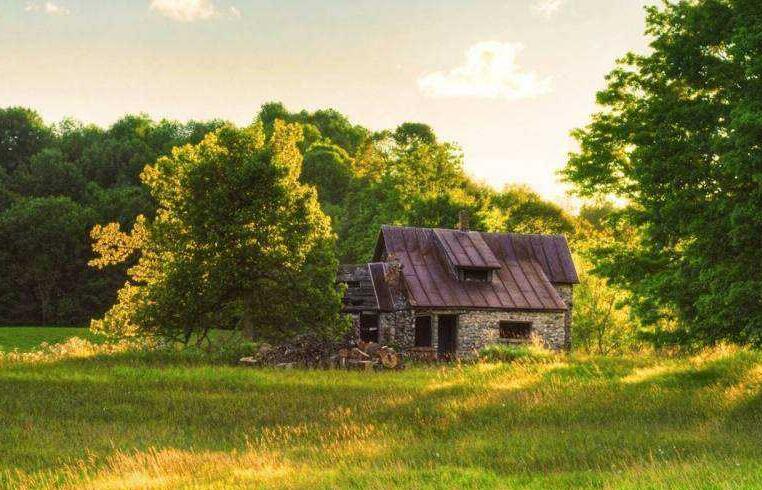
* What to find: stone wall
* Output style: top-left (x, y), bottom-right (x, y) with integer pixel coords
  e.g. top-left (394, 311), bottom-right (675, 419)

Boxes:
top-left (553, 284), bottom-right (574, 350)
top-left (379, 310), bottom-right (415, 347)
top-left (457, 310), bottom-right (566, 354)
top-left (376, 308), bottom-right (566, 357)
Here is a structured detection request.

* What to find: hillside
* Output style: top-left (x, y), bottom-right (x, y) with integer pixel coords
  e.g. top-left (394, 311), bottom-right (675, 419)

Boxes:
top-left (2, 335), bottom-right (761, 489)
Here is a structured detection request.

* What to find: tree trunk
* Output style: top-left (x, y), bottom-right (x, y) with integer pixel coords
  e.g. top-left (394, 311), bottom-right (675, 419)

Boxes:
top-left (241, 295), bottom-right (255, 340)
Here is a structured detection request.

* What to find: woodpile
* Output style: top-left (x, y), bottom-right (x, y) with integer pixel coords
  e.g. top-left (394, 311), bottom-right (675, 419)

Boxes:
top-left (238, 335), bottom-right (403, 371)
top-left (336, 341), bottom-right (401, 370)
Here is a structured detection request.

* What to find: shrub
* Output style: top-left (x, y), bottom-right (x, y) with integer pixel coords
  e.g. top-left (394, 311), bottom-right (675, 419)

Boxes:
top-left (478, 343), bottom-right (555, 363)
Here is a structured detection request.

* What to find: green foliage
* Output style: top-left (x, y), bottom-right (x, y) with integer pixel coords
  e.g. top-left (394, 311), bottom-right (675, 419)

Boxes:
top-left (0, 102), bottom-right (578, 328)
top-left (0, 112), bottom-right (223, 326)
top-left (257, 102), bottom-right (369, 155)
top-left (0, 107), bottom-right (52, 173)
top-left (563, 0), bottom-right (762, 345)
top-left (12, 148), bottom-right (87, 199)
top-left (484, 184), bottom-right (576, 235)
top-left (90, 122), bottom-right (346, 343)
top-left (478, 343), bottom-right (554, 363)
top-left (301, 142), bottom-right (354, 205)
top-left (0, 197), bottom-right (97, 325)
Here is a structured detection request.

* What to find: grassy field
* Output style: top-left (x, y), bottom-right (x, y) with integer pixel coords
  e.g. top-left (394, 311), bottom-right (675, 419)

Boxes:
top-left (1, 328), bottom-right (761, 489)
top-left (0, 327), bottom-right (102, 352)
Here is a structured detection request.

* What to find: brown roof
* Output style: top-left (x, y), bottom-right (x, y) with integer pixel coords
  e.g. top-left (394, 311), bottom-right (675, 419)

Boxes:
top-left (372, 226), bottom-right (577, 311)
top-left (433, 228), bottom-right (501, 269)
top-left (339, 263), bottom-right (396, 312)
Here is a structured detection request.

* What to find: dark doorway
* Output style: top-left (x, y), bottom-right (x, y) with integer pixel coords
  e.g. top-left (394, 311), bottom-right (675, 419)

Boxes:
top-left (360, 314), bottom-right (379, 343)
top-left (414, 316), bottom-right (432, 347)
top-left (437, 315), bottom-right (457, 359)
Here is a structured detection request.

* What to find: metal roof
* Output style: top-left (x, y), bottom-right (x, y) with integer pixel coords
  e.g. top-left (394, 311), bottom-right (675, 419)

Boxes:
top-left (433, 228), bottom-right (501, 270)
top-left (372, 226), bottom-right (577, 311)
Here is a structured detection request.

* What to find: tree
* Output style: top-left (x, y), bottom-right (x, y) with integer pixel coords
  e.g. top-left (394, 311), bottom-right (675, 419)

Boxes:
top-left (562, 0), bottom-right (762, 345)
top-left (0, 107), bottom-right (52, 173)
top-left (0, 167), bottom-right (14, 212)
top-left (393, 122), bottom-right (437, 146)
top-left (483, 184), bottom-right (576, 235)
top-left (302, 142), bottom-right (354, 206)
top-left (0, 197), bottom-right (96, 325)
top-left (12, 148), bottom-right (87, 199)
top-left (90, 122), bottom-right (346, 343)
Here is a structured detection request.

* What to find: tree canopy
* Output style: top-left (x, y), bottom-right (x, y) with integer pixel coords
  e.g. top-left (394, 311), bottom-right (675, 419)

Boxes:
top-left (0, 103), bottom-right (576, 330)
top-left (563, 0), bottom-right (762, 345)
top-left (90, 122), bottom-right (344, 342)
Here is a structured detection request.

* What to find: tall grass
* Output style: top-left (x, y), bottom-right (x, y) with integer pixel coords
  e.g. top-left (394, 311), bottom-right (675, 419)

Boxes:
top-left (1, 337), bottom-right (761, 489)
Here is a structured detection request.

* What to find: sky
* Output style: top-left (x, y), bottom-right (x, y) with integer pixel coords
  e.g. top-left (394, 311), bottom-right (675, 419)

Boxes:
top-left (0, 0), bottom-right (656, 204)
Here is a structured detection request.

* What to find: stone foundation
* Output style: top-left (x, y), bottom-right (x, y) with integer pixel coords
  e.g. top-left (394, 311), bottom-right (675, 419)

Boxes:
top-left (359, 308), bottom-right (569, 357)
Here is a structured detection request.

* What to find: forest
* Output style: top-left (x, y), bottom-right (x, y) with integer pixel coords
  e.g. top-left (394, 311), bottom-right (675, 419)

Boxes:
top-left (2, 0), bottom-right (762, 352)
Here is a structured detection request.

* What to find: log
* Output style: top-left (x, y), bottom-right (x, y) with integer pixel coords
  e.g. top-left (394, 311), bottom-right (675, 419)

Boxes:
top-left (347, 360), bottom-right (375, 371)
top-left (364, 342), bottom-right (381, 358)
top-left (349, 347), bottom-right (370, 360)
top-left (378, 347), bottom-right (400, 369)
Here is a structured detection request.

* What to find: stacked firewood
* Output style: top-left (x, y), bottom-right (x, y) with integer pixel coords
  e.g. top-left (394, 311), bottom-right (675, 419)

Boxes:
top-left (335, 341), bottom-right (402, 371)
top-left (239, 336), bottom-right (402, 370)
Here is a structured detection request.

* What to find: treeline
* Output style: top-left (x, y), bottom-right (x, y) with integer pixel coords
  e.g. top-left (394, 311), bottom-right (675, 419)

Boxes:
top-left (0, 103), bottom-right (578, 328)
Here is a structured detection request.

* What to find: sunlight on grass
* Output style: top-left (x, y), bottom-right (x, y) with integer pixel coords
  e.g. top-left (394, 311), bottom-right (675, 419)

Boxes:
top-left (621, 364), bottom-right (679, 384)
top-left (1, 334), bottom-right (761, 489)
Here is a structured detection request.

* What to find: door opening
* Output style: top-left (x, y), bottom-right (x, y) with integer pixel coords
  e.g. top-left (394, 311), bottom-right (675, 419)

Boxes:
top-left (359, 314), bottom-right (379, 343)
top-left (437, 315), bottom-right (457, 359)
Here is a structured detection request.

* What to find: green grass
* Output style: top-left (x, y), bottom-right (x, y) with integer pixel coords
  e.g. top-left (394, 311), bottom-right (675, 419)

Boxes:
top-left (0, 326), bottom-right (103, 352)
top-left (1, 330), bottom-right (761, 488)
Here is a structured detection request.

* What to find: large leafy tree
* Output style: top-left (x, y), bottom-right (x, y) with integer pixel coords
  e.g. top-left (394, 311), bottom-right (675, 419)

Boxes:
top-left (563, 0), bottom-right (762, 345)
top-left (90, 122), bottom-right (345, 342)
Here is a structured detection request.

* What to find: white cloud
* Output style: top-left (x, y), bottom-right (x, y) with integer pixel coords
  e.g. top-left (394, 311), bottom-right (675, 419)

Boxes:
top-left (25, 1), bottom-right (70, 15)
top-left (531, 0), bottom-right (568, 19)
top-left (149, 0), bottom-right (218, 22)
top-left (418, 42), bottom-right (552, 101)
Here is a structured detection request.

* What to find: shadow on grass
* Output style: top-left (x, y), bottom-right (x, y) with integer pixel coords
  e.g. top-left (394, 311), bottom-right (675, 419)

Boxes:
top-left (3, 349), bottom-right (762, 484)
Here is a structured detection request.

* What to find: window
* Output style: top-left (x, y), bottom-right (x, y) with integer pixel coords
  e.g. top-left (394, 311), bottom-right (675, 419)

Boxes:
top-left (499, 321), bottom-right (532, 341)
top-left (462, 269), bottom-right (490, 282)
top-left (414, 316), bottom-right (432, 347)
top-left (360, 314), bottom-right (379, 343)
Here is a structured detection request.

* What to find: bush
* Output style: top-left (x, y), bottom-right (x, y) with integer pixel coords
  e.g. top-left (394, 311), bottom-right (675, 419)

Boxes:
top-left (478, 343), bottom-right (555, 363)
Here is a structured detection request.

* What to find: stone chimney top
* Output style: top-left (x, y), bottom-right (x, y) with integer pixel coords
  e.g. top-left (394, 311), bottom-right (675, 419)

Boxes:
top-left (458, 211), bottom-right (470, 231)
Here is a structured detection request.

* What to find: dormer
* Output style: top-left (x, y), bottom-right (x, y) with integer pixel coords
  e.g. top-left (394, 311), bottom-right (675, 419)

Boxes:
top-left (432, 228), bottom-right (501, 283)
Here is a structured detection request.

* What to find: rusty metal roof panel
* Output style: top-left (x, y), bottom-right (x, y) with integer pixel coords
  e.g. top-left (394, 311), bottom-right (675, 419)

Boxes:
top-left (374, 226), bottom-right (575, 311)
top-left (503, 233), bottom-right (579, 284)
top-left (433, 228), bottom-right (501, 270)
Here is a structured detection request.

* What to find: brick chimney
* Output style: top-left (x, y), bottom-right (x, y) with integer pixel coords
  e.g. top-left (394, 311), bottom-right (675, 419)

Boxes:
top-left (458, 211), bottom-right (470, 231)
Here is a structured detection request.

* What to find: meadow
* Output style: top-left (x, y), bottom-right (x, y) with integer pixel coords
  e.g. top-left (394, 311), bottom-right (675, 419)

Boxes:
top-left (0, 327), bottom-right (101, 353)
top-left (1, 328), bottom-right (762, 489)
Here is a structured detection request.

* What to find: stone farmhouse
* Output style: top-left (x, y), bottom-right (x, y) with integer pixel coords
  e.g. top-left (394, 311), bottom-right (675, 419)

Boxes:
top-left (339, 222), bottom-right (578, 359)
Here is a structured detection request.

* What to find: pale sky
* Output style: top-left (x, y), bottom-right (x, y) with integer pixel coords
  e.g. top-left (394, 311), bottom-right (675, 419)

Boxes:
top-left (0, 0), bottom-right (656, 203)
